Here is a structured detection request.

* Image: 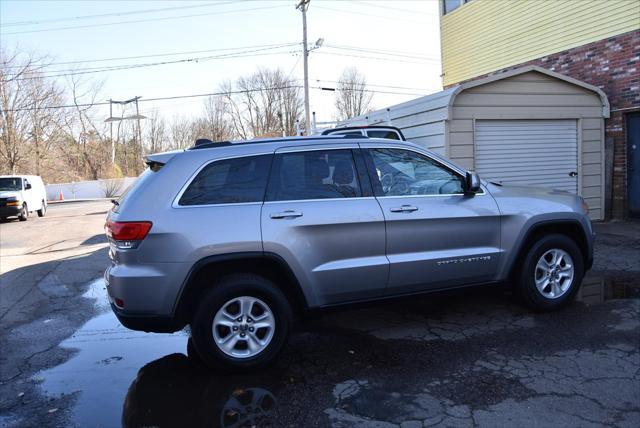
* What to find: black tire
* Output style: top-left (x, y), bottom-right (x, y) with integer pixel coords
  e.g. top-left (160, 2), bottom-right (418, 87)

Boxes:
top-left (191, 274), bottom-right (292, 371)
top-left (37, 200), bottom-right (46, 217)
top-left (516, 234), bottom-right (584, 311)
top-left (18, 204), bottom-right (28, 221)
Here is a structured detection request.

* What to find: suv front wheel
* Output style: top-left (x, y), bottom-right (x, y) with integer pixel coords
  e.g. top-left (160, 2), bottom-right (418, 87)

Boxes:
top-left (191, 274), bottom-right (292, 371)
top-left (517, 234), bottom-right (584, 311)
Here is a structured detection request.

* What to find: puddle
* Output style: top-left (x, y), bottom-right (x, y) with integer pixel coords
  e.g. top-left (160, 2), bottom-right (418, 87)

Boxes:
top-left (33, 272), bottom-right (639, 427)
top-left (37, 279), bottom-right (188, 427)
top-left (577, 271), bottom-right (640, 304)
top-left (37, 278), bottom-right (284, 428)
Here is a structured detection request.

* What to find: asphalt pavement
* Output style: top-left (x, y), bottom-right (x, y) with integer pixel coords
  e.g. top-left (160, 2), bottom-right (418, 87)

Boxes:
top-left (0, 201), bottom-right (638, 428)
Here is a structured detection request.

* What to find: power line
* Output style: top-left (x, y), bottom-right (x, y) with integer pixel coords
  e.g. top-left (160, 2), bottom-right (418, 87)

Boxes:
top-left (313, 78), bottom-right (439, 92)
top-left (4, 85), bottom-right (428, 113)
top-left (1, 1), bottom-right (243, 27)
top-left (2, 42), bottom-right (299, 69)
top-left (313, 5), bottom-right (429, 25)
top-left (353, 1), bottom-right (437, 16)
top-left (324, 44), bottom-right (440, 61)
top-left (4, 45), bottom-right (301, 81)
top-left (1, 4), bottom-right (288, 35)
top-left (313, 50), bottom-right (434, 65)
top-left (4, 86), bottom-right (304, 112)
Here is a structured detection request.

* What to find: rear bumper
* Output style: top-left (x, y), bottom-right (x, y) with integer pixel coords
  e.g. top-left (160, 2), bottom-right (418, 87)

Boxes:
top-left (104, 262), bottom-right (188, 333)
top-left (110, 303), bottom-right (182, 333)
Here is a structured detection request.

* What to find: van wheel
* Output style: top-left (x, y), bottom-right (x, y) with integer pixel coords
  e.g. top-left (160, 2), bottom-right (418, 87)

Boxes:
top-left (18, 203), bottom-right (28, 221)
top-left (191, 274), bottom-right (292, 371)
top-left (37, 200), bottom-right (46, 217)
top-left (517, 234), bottom-right (584, 311)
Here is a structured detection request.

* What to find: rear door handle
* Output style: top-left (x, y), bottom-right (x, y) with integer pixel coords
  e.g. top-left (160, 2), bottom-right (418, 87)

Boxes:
top-left (390, 205), bottom-right (418, 213)
top-left (270, 210), bottom-right (303, 219)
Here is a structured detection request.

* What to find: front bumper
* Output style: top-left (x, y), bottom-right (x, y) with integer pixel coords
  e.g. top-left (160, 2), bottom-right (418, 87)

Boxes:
top-left (0, 205), bottom-right (22, 217)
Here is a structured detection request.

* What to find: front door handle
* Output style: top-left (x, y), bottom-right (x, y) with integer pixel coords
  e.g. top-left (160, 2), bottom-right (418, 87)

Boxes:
top-left (390, 205), bottom-right (418, 213)
top-left (270, 210), bottom-right (303, 219)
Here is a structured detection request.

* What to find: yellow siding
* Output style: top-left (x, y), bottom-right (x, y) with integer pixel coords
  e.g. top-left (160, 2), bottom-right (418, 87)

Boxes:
top-left (441, 0), bottom-right (640, 86)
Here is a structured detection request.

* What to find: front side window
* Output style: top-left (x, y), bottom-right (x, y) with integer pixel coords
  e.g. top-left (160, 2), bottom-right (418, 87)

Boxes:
top-left (179, 155), bottom-right (272, 205)
top-left (367, 148), bottom-right (464, 196)
top-left (267, 149), bottom-right (362, 201)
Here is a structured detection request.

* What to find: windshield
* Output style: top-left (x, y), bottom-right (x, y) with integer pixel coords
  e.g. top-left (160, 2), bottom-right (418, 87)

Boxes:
top-left (0, 177), bottom-right (22, 191)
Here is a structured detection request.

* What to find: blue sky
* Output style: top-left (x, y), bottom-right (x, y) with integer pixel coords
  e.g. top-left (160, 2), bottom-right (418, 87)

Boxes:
top-left (1, 0), bottom-right (442, 124)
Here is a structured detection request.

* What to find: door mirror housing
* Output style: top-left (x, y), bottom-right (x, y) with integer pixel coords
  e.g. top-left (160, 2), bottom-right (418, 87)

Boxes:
top-left (464, 171), bottom-right (481, 195)
top-left (25, 183), bottom-right (32, 190)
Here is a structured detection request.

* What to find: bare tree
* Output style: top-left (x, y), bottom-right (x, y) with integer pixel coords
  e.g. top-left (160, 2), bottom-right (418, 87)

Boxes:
top-left (335, 67), bottom-right (373, 121)
top-left (27, 76), bottom-right (65, 175)
top-left (0, 50), bottom-right (39, 173)
top-left (169, 115), bottom-right (194, 149)
top-left (220, 68), bottom-right (303, 138)
top-left (146, 110), bottom-right (166, 153)
top-left (201, 96), bottom-right (234, 141)
top-left (58, 74), bottom-right (110, 180)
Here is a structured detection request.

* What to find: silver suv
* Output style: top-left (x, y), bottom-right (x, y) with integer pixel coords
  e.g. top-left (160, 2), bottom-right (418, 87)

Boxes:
top-left (105, 135), bottom-right (594, 369)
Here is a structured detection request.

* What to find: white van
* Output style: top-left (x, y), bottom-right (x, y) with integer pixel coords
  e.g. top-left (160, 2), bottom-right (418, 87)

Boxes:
top-left (0, 175), bottom-right (47, 221)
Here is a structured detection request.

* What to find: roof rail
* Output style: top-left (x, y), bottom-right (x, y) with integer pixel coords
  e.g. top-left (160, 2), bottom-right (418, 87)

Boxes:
top-left (188, 134), bottom-right (368, 150)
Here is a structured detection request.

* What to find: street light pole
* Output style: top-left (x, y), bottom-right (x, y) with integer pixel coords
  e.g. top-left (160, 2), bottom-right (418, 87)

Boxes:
top-left (297, 0), bottom-right (311, 135)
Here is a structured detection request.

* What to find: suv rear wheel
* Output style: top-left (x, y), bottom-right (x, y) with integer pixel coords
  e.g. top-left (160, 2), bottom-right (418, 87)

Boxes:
top-left (517, 234), bottom-right (584, 311)
top-left (191, 274), bottom-right (292, 370)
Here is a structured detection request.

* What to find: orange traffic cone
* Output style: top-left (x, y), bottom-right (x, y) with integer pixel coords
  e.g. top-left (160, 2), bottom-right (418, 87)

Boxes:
top-left (59, 190), bottom-right (64, 201)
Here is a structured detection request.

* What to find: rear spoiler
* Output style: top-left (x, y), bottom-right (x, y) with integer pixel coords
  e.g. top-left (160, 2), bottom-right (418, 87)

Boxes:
top-left (143, 150), bottom-right (182, 171)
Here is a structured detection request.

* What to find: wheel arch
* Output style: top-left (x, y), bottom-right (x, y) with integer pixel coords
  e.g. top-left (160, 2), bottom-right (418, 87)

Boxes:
top-left (508, 219), bottom-right (591, 280)
top-left (173, 252), bottom-right (308, 327)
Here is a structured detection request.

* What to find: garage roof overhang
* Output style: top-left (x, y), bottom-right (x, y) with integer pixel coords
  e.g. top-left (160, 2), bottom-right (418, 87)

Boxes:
top-left (447, 65), bottom-right (611, 119)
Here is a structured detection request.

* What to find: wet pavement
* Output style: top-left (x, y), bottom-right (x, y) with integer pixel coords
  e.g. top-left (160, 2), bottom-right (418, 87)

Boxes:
top-left (1, 205), bottom-right (639, 428)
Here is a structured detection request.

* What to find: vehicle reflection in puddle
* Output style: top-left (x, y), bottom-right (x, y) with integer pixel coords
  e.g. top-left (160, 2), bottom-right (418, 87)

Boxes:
top-left (123, 353), bottom-right (279, 428)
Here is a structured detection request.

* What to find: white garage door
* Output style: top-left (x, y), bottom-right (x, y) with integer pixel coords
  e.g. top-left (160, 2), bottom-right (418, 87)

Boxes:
top-left (475, 120), bottom-right (578, 193)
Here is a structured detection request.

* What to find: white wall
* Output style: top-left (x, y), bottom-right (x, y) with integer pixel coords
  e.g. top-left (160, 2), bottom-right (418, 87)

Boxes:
top-left (46, 178), bottom-right (137, 201)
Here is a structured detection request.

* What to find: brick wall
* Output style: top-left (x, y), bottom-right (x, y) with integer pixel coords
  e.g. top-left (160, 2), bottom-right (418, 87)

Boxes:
top-left (447, 29), bottom-right (640, 219)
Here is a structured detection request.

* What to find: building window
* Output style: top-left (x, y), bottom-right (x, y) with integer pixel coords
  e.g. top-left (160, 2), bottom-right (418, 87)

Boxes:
top-left (442, 0), bottom-right (471, 15)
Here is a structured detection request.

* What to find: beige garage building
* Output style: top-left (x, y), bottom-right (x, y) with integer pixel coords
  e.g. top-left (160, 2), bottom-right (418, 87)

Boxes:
top-left (341, 66), bottom-right (610, 220)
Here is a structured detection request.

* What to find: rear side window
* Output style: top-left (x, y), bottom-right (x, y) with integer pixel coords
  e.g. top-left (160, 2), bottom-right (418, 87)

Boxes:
top-left (366, 130), bottom-right (400, 140)
top-left (179, 155), bottom-right (272, 205)
top-left (266, 149), bottom-right (362, 201)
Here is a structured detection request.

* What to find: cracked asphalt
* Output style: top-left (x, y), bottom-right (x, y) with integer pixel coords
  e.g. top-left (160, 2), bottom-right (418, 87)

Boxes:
top-left (0, 201), bottom-right (639, 428)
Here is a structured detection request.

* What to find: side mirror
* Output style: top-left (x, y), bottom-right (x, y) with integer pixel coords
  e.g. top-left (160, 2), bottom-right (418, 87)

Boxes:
top-left (464, 171), bottom-right (481, 195)
top-left (25, 183), bottom-right (32, 190)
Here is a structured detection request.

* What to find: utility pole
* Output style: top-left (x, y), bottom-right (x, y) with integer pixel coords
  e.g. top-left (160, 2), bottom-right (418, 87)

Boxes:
top-left (296, 0), bottom-right (311, 135)
top-left (105, 96), bottom-right (146, 173)
top-left (109, 99), bottom-right (114, 163)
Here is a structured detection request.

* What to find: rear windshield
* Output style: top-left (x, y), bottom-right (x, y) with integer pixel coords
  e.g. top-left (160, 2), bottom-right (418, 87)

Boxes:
top-left (111, 169), bottom-right (155, 213)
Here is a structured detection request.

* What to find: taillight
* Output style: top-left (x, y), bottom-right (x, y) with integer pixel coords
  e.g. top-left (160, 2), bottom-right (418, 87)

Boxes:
top-left (105, 221), bottom-right (152, 249)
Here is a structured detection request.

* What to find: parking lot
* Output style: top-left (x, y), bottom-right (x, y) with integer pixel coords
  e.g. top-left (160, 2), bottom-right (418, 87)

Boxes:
top-left (0, 200), bottom-right (638, 428)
